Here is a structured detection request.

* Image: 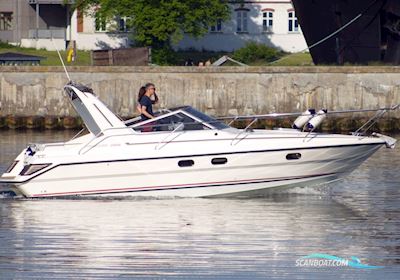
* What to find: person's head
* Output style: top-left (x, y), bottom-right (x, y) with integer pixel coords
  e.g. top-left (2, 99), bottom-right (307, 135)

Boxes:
top-left (144, 83), bottom-right (158, 103)
top-left (137, 86), bottom-right (146, 102)
top-left (145, 83), bottom-right (155, 96)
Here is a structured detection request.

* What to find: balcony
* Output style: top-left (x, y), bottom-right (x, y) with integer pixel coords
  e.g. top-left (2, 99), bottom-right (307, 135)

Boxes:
top-left (28, 29), bottom-right (66, 39)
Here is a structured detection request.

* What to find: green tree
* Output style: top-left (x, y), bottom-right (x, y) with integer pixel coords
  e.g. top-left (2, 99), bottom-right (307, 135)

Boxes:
top-left (73, 0), bottom-right (231, 49)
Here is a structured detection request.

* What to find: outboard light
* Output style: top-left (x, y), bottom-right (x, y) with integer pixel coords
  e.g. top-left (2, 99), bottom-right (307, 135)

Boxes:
top-left (292, 109), bottom-right (315, 129)
top-left (307, 109), bottom-right (327, 130)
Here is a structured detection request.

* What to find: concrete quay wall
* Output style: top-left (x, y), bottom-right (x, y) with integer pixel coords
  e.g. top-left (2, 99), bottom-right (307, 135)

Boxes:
top-left (0, 66), bottom-right (399, 131)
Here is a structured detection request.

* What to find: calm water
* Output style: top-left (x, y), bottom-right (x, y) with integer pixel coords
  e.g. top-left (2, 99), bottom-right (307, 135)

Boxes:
top-left (0, 130), bottom-right (399, 279)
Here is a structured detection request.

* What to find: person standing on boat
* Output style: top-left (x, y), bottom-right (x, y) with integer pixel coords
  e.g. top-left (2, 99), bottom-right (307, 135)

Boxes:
top-left (139, 83), bottom-right (158, 121)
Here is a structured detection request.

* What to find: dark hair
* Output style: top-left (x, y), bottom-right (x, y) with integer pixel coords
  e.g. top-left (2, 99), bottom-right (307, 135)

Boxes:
top-left (144, 83), bottom-right (155, 91)
top-left (152, 93), bottom-right (159, 104)
top-left (137, 86), bottom-right (146, 102)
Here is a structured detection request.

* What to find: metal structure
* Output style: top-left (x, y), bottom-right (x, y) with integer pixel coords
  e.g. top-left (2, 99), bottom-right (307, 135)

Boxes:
top-left (292, 0), bottom-right (400, 64)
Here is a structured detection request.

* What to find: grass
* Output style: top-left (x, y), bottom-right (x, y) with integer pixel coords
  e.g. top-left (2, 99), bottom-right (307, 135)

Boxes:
top-left (0, 41), bottom-right (314, 66)
top-left (268, 52), bottom-right (314, 66)
top-left (0, 42), bottom-right (91, 66)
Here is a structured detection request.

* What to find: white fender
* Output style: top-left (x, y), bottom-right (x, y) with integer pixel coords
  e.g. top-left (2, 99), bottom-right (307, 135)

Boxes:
top-left (292, 109), bottom-right (315, 129)
top-left (307, 109), bottom-right (327, 130)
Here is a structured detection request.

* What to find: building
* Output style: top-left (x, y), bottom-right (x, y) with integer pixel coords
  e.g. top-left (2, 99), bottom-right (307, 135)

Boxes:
top-left (0, 0), bottom-right (128, 51)
top-left (0, 0), bottom-right (72, 50)
top-left (0, 0), bottom-right (306, 53)
top-left (176, 0), bottom-right (307, 53)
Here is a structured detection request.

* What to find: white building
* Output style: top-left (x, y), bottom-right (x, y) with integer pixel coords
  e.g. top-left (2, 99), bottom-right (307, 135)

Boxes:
top-left (1, 0), bottom-right (306, 52)
top-left (176, 0), bottom-right (307, 52)
top-left (68, 8), bottom-right (129, 51)
top-left (70, 0), bottom-right (307, 52)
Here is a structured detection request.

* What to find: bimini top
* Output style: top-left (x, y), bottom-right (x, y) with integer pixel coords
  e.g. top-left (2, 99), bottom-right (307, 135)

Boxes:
top-left (127, 106), bottom-right (230, 132)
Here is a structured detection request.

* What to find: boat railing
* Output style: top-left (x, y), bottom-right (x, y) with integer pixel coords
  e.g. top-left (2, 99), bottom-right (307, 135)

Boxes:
top-left (78, 122), bottom-right (188, 154)
top-left (78, 126), bottom-right (139, 155)
top-left (230, 118), bottom-right (258, 145)
top-left (353, 104), bottom-right (399, 136)
top-left (155, 123), bottom-right (185, 150)
top-left (218, 105), bottom-right (400, 136)
top-left (77, 105), bottom-right (399, 154)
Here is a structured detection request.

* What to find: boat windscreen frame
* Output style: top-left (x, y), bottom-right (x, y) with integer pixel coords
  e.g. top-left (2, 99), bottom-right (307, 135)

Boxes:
top-left (129, 106), bottom-right (229, 131)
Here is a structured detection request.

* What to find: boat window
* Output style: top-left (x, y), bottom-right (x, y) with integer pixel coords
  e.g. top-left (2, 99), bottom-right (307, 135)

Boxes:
top-left (286, 153), bottom-right (301, 160)
top-left (5, 161), bottom-right (19, 173)
top-left (134, 112), bottom-right (210, 132)
top-left (178, 160), bottom-right (194, 167)
top-left (211, 158), bottom-right (228, 165)
top-left (183, 107), bottom-right (229, 130)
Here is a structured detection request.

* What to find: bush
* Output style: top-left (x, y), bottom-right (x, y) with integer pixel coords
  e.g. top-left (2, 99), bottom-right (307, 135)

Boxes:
top-left (151, 46), bottom-right (178, 65)
top-left (232, 42), bottom-right (281, 64)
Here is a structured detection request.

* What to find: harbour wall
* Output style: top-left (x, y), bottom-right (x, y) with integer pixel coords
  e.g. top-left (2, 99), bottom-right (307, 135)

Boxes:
top-left (0, 66), bottom-right (399, 131)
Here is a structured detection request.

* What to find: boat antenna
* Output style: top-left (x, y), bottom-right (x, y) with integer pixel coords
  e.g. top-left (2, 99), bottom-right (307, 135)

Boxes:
top-left (51, 37), bottom-right (71, 82)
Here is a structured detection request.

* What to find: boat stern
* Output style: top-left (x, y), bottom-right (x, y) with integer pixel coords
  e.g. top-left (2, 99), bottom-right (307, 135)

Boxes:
top-left (0, 144), bottom-right (53, 197)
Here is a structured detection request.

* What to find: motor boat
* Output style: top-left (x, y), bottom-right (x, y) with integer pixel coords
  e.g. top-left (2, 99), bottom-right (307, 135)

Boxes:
top-left (0, 82), bottom-right (398, 198)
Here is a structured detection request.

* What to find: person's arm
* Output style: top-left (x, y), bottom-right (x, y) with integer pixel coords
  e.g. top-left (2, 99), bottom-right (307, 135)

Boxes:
top-left (141, 105), bottom-right (154, 119)
top-left (136, 104), bottom-right (142, 114)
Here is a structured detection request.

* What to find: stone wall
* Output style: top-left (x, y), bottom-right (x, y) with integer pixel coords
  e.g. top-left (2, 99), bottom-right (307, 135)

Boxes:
top-left (0, 66), bottom-right (399, 130)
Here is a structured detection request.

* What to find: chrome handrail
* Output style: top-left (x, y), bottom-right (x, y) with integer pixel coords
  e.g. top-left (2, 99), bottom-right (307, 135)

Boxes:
top-left (78, 126), bottom-right (138, 155)
top-left (231, 118), bottom-right (258, 145)
top-left (155, 123), bottom-right (184, 150)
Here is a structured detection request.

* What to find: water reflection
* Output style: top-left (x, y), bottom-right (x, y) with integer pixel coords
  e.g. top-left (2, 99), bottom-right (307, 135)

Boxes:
top-left (0, 131), bottom-right (399, 279)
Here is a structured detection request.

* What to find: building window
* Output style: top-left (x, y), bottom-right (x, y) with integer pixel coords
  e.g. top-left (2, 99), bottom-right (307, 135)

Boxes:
top-left (288, 10), bottom-right (299, 32)
top-left (262, 10), bottom-right (274, 32)
top-left (95, 12), bottom-right (106, 32)
top-left (0, 12), bottom-right (12, 31)
top-left (117, 16), bottom-right (127, 32)
top-left (77, 10), bottom-right (83, 33)
top-left (210, 19), bottom-right (222, 33)
top-left (236, 10), bottom-right (248, 33)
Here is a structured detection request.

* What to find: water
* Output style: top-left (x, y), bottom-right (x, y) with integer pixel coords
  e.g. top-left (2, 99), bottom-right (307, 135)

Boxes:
top-left (0, 130), bottom-right (399, 279)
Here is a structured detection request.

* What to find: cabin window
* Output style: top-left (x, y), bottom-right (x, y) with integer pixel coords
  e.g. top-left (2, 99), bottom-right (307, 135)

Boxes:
top-left (19, 164), bottom-right (50, 176)
top-left (288, 10), bottom-right (299, 32)
top-left (262, 10), bottom-right (274, 32)
top-left (286, 153), bottom-right (301, 160)
top-left (178, 160), bottom-right (194, 167)
top-left (5, 161), bottom-right (18, 173)
top-left (211, 158), bottom-right (228, 165)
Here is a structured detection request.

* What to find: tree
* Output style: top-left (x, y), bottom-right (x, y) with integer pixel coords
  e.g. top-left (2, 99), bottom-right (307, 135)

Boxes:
top-left (73, 0), bottom-right (231, 49)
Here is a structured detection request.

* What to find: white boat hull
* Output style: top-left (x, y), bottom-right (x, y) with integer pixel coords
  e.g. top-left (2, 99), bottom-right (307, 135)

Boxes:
top-left (10, 142), bottom-right (382, 198)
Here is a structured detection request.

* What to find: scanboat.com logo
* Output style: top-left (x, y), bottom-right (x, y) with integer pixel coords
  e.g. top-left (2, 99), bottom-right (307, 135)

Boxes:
top-left (296, 253), bottom-right (384, 269)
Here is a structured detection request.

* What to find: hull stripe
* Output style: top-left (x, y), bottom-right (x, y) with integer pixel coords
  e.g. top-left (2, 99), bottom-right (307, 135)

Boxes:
top-left (30, 172), bottom-right (339, 197)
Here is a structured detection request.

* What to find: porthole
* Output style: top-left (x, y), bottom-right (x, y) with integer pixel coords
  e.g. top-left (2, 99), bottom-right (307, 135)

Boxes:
top-left (178, 160), bottom-right (194, 167)
top-left (211, 158), bottom-right (228, 165)
top-left (286, 153), bottom-right (301, 160)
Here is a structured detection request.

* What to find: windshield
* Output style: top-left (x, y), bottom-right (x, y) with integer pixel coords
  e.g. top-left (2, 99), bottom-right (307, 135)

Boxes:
top-left (183, 107), bottom-right (229, 129)
top-left (129, 106), bottom-right (230, 132)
